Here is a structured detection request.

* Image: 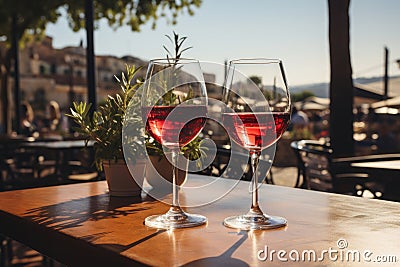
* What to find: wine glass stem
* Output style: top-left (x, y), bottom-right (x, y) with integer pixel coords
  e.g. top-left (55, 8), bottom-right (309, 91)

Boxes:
top-left (170, 149), bottom-right (182, 212)
top-left (250, 151), bottom-right (263, 215)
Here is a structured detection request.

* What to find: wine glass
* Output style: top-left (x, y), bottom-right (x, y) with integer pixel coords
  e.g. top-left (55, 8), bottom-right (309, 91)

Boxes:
top-left (142, 58), bottom-right (208, 229)
top-left (222, 58), bottom-right (291, 230)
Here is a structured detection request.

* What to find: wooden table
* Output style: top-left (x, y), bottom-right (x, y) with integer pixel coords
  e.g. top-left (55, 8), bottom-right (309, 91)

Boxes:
top-left (20, 140), bottom-right (95, 179)
top-left (351, 159), bottom-right (400, 183)
top-left (351, 160), bottom-right (400, 201)
top-left (351, 160), bottom-right (400, 172)
top-left (20, 139), bottom-right (94, 150)
top-left (0, 174), bottom-right (399, 266)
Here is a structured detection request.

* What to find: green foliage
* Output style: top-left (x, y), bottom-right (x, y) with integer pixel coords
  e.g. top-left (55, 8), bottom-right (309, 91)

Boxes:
top-left (163, 31), bottom-right (193, 63)
top-left (0, 0), bottom-right (62, 45)
top-left (67, 65), bottom-right (145, 170)
top-left (181, 136), bottom-right (207, 166)
top-left (64, 0), bottom-right (202, 32)
top-left (0, 0), bottom-right (202, 46)
top-left (153, 31), bottom-right (193, 105)
top-left (291, 90), bottom-right (315, 102)
top-left (146, 134), bottom-right (205, 164)
top-left (249, 76), bottom-right (262, 88)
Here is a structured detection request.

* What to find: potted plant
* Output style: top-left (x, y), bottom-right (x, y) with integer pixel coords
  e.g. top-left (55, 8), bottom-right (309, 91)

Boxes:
top-left (67, 65), bottom-right (147, 197)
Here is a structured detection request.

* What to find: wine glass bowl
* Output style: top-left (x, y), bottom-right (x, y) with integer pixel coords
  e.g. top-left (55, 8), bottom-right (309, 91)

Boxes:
top-left (141, 58), bottom-right (208, 229)
top-left (143, 105), bottom-right (207, 148)
top-left (222, 58), bottom-right (291, 230)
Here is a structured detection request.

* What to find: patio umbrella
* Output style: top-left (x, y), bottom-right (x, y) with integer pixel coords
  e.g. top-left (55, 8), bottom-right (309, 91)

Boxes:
top-left (295, 101), bottom-right (329, 111)
top-left (294, 96), bottom-right (330, 111)
top-left (370, 96), bottom-right (400, 109)
top-left (374, 106), bottom-right (399, 115)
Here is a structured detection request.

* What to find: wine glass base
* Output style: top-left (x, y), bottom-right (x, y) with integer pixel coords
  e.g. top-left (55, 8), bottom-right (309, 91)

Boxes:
top-left (145, 213), bottom-right (207, 229)
top-left (223, 214), bottom-right (287, 230)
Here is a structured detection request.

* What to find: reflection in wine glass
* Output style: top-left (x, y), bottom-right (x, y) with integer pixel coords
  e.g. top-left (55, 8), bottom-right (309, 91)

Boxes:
top-left (222, 58), bottom-right (291, 230)
top-left (142, 58), bottom-right (208, 229)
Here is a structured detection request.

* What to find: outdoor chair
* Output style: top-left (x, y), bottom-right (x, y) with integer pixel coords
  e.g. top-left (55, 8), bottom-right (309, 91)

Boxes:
top-left (0, 139), bottom-right (99, 190)
top-left (290, 140), bottom-right (384, 198)
top-left (0, 146), bottom-right (60, 190)
top-left (66, 160), bottom-right (99, 183)
top-left (196, 146), bottom-right (273, 184)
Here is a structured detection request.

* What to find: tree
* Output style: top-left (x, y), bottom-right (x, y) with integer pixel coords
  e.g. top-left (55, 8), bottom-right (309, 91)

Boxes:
top-left (64, 0), bottom-right (202, 32)
top-left (328, 0), bottom-right (354, 157)
top-left (291, 90), bottom-right (315, 103)
top-left (0, 0), bottom-right (63, 133)
top-left (0, 0), bottom-right (202, 133)
top-left (249, 75), bottom-right (262, 88)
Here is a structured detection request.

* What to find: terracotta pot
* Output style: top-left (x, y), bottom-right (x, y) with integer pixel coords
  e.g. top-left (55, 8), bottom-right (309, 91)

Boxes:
top-left (103, 159), bottom-right (146, 197)
top-left (146, 155), bottom-right (187, 190)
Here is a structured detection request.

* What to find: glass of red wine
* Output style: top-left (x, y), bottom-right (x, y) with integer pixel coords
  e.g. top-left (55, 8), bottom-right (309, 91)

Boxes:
top-left (222, 58), bottom-right (291, 230)
top-left (142, 58), bottom-right (208, 229)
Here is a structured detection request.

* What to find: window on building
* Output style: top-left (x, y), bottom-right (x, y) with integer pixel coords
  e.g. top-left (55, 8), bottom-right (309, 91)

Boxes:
top-left (50, 64), bottom-right (56, 74)
top-left (39, 65), bottom-right (46, 75)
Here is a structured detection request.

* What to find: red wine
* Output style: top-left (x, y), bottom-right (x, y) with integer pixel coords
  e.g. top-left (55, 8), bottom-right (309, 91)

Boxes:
top-left (222, 112), bottom-right (290, 150)
top-left (142, 105), bottom-right (206, 147)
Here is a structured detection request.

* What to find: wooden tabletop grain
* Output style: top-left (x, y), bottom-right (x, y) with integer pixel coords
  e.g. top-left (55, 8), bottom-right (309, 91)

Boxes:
top-left (0, 174), bottom-right (399, 266)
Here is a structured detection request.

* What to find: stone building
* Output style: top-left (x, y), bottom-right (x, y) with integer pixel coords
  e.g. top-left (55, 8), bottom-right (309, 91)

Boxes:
top-left (6, 36), bottom-right (147, 117)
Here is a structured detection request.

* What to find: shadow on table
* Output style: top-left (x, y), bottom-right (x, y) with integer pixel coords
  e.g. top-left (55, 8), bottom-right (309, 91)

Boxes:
top-left (23, 193), bottom-right (148, 231)
top-left (99, 229), bottom-right (167, 253)
top-left (181, 231), bottom-right (249, 267)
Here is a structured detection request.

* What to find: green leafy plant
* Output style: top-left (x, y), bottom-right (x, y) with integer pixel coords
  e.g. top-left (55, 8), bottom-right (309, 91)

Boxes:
top-left (163, 31), bottom-right (193, 63)
top-left (155, 31), bottom-right (193, 105)
top-left (66, 65), bottom-right (145, 170)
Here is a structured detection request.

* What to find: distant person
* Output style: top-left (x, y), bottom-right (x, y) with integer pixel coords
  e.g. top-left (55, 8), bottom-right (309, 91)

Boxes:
top-left (366, 107), bottom-right (378, 123)
top-left (376, 123), bottom-right (398, 153)
top-left (365, 107), bottom-right (379, 139)
top-left (20, 101), bottom-right (37, 137)
top-left (48, 100), bottom-right (61, 132)
top-left (289, 106), bottom-right (313, 140)
top-left (355, 105), bottom-right (365, 122)
top-left (309, 111), bottom-right (324, 138)
top-left (42, 100), bottom-right (61, 134)
top-left (290, 106), bottom-right (309, 128)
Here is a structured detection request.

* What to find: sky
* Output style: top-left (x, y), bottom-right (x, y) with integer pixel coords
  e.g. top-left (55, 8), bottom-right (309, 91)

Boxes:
top-left (45, 0), bottom-right (400, 87)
